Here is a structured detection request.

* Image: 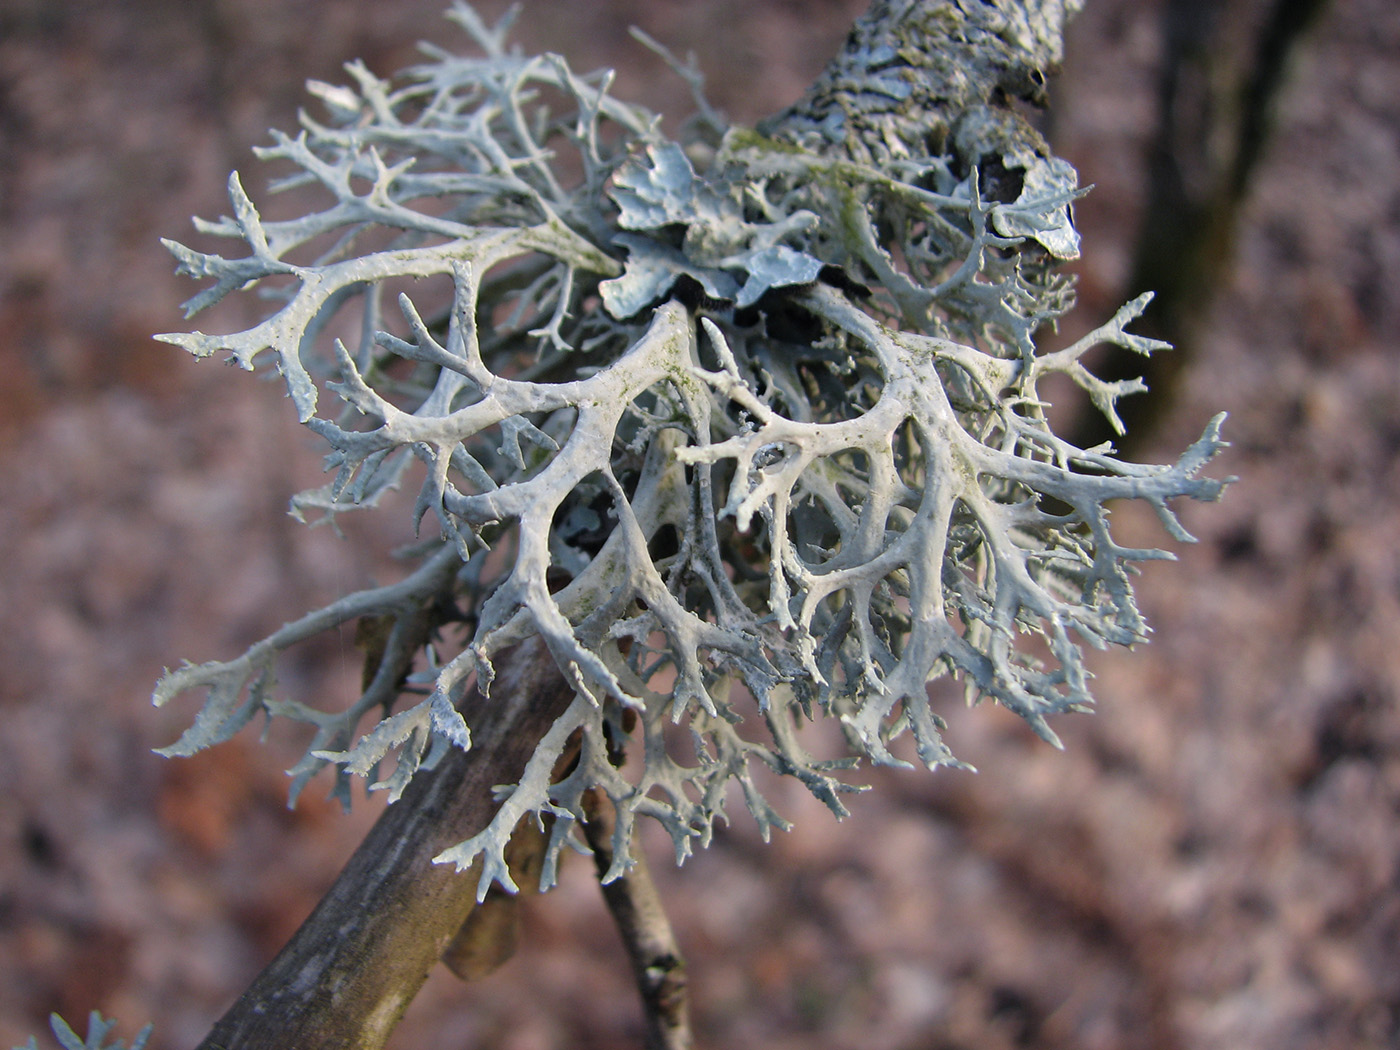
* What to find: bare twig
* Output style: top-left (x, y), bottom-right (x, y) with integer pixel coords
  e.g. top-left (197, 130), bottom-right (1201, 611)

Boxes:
top-left (582, 789), bottom-right (693, 1050)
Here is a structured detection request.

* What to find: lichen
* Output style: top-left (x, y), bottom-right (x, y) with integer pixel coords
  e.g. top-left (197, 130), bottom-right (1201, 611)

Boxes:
top-left (156, 1), bottom-right (1227, 899)
top-left (14, 1013), bottom-right (152, 1050)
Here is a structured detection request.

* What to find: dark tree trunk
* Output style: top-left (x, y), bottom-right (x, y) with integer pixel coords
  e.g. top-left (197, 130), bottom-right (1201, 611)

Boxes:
top-left (1072, 0), bottom-right (1330, 454)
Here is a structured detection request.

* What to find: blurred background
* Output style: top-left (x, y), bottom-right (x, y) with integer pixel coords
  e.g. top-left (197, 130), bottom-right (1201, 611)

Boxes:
top-left (0, 1), bottom-right (1396, 1047)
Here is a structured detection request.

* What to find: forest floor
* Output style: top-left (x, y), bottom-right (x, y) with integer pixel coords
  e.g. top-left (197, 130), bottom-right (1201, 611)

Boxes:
top-left (1, 1), bottom-right (1397, 1048)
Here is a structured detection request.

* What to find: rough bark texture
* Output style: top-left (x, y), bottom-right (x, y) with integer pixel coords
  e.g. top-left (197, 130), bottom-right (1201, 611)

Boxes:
top-left (193, 638), bottom-right (576, 1050)
top-left (763, 0), bottom-right (1083, 175)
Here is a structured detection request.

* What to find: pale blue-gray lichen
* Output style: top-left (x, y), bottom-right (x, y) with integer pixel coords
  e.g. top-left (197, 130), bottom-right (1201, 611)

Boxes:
top-left (156, 2), bottom-right (1227, 899)
top-left (14, 1013), bottom-right (152, 1050)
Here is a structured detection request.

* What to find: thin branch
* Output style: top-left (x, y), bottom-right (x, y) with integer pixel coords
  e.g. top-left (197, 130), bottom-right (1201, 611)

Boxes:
top-left (582, 788), bottom-right (693, 1050)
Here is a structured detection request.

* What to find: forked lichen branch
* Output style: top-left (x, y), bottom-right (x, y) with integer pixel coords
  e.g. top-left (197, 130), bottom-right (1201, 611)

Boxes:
top-left (156, 0), bottom-right (1227, 900)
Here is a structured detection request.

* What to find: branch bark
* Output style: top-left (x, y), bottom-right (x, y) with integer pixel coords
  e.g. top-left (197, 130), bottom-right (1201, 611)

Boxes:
top-left (763, 0), bottom-right (1083, 174)
top-left (194, 637), bottom-right (576, 1050)
top-left (582, 790), bottom-right (692, 1050)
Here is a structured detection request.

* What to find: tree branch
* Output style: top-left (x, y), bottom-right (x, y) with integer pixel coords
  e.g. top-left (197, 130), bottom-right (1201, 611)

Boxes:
top-left (194, 637), bottom-right (576, 1050)
top-left (763, 0), bottom-right (1084, 174)
top-left (583, 789), bottom-right (692, 1050)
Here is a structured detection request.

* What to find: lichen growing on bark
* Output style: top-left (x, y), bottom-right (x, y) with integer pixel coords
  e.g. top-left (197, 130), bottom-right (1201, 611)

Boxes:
top-left (156, 1), bottom-right (1227, 897)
